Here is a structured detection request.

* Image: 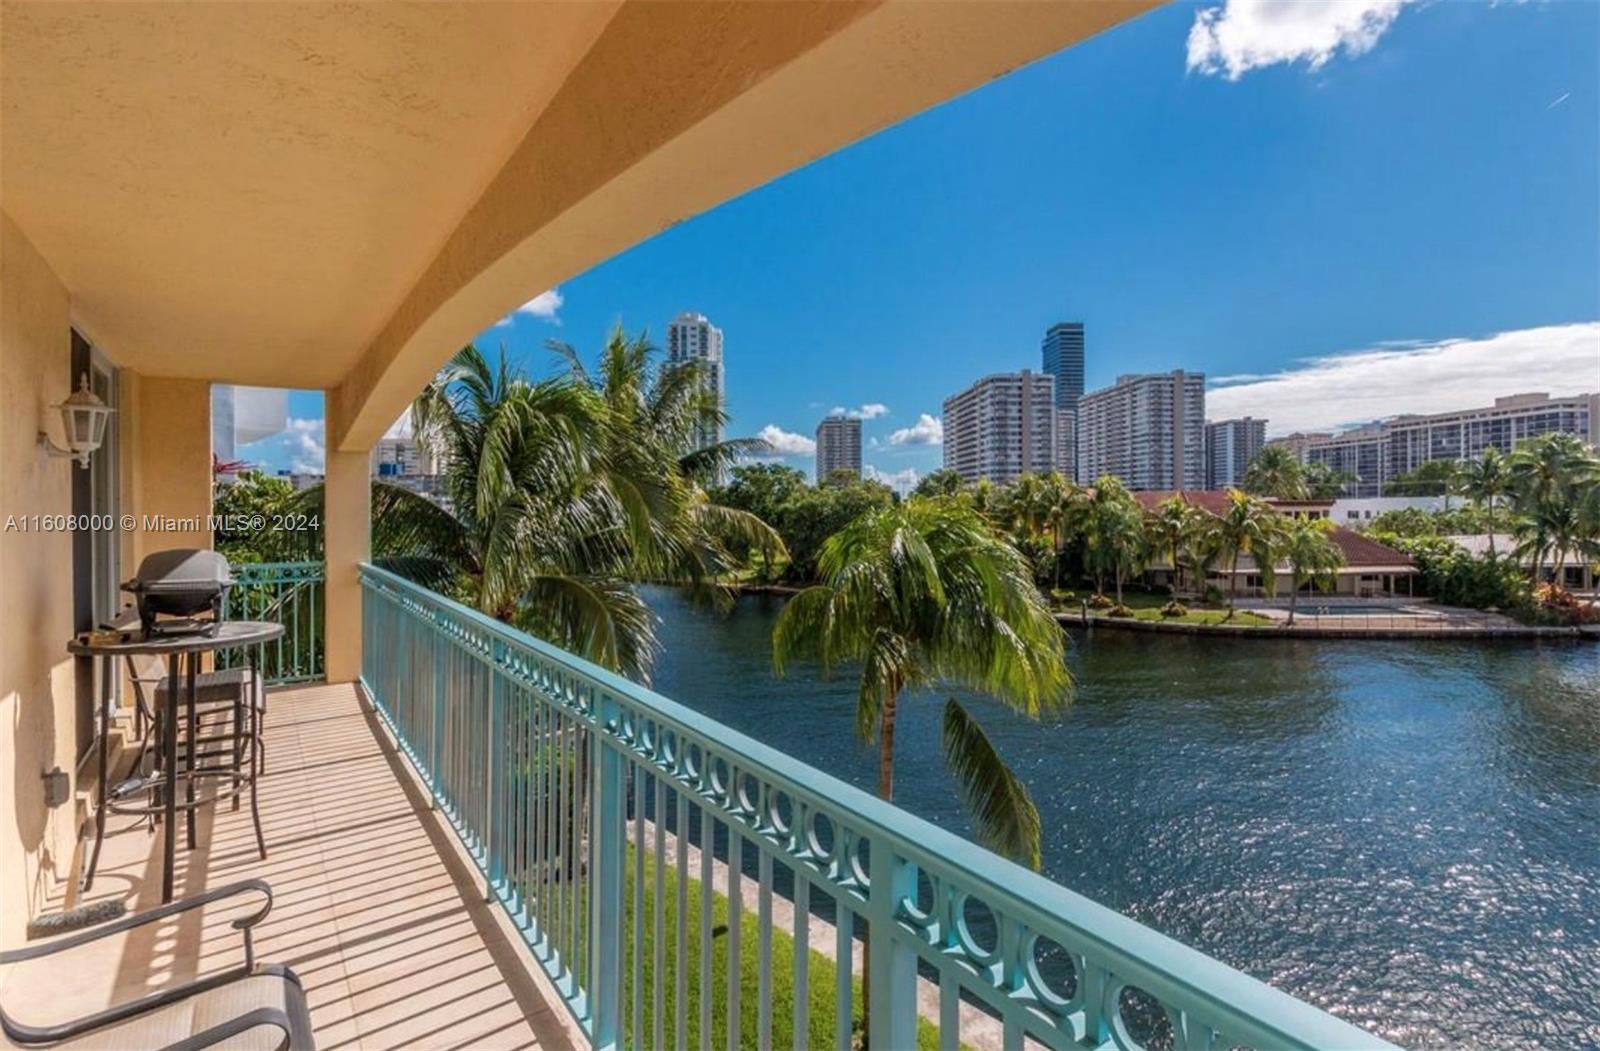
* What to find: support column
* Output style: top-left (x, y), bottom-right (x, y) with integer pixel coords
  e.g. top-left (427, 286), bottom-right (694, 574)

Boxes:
top-left (323, 390), bottom-right (370, 684)
top-left (128, 375), bottom-right (212, 562)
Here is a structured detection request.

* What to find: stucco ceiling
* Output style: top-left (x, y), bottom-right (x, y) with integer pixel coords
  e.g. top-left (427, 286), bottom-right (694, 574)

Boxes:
top-left (3, 1), bottom-right (1158, 447)
top-left (1, 1), bottom-right (621, 387)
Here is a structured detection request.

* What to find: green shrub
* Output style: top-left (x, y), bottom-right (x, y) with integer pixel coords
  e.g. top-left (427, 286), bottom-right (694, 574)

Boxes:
top-left (1089, 593), bottom-right (1114, 610)
top-left (1106, 603), bottom-right (1135, 618)
top-left (1159, 600), bottom-right (1189, 618)
top-left (1371, 533), bottom-right (1530, 611)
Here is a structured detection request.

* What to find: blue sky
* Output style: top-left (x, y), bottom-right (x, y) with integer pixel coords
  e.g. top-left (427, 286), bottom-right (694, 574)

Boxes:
top-left (247, 0), bottom-right (1600, 486)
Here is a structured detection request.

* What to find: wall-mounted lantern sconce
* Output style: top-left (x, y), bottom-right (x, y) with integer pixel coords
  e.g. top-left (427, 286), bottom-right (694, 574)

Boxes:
top-left (39, 374), bottom-right (114, 468)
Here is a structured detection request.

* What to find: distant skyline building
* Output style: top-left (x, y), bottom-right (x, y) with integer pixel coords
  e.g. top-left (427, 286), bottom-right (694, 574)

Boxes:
top-left (1056, 408), bottom-right (1078, 484)
top-left (371, 436), bottom-right (442, 497)
top-left (1076, 369), bottom-right (1205, 490)
top-left (1040, 322), bottom-right (1085, 407)
top-left (1040, 322), bottom-right (1085, 481)
top-left (371, 436), bottom-right (436, 476)
top-left (1205, 417), bottom-right (1267, 489)
top-left (666, 311), bottom-right (726, 457)
top-left (210, 385), bottom-right (288, 468)
top-left (815, 415), bottom-right (862, 482)
top-left (942, 369), bottom-right (1061, 486)
top-left (1298, 390), bottom-right (1598, 497)
top-left (1267, 431), bottom-right (1336, 464)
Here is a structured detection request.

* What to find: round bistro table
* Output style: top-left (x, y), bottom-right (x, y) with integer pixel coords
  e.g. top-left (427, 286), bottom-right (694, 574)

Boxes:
top-left (69, 620), bottom-right (284, 903)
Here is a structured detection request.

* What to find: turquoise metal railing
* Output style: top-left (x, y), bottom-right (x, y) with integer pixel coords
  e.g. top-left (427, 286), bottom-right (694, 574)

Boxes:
top-left (220, 561), bottom-right (324, 685)
top-left (359, 563), bottom-right (1396, 1051)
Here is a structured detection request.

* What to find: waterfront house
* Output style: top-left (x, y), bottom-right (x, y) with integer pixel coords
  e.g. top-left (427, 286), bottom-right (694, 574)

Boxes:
top-left (1446, 535), bottom-right (1597, 592)
top-left (1134, 491), bottom-right (1420, 597)
top-left (2, 5), bottom-right (1395, 1049)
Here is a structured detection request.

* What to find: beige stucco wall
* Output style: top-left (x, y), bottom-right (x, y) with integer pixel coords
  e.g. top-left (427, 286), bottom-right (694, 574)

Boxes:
top-left (0, 216), bottom-right (209, 946)
top-left (0, 211), bottom-right (79, 947)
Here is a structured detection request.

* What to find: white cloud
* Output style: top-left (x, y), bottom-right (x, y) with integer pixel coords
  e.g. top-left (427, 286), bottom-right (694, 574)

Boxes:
top-left (234, 416), bottom-right (327, 475)
top-left (285, 417), bottom-right (326, 473)
top-left (756, 424), bottom-right (816, 457)
top-left (1207, 322), bottom-right (1600, 437)
top-left (864, 464), bottom-right (920, 494)
top-left (888, 413), bottom-right (944, 446)
top-left (829, 403), bottom-right (889, 420)
top-left (494, 287), bottom-right (564, 327)
top-left (1187, 0), bottom-right (1412, 81)
top-left (518, 288), bottom-right (564, 320)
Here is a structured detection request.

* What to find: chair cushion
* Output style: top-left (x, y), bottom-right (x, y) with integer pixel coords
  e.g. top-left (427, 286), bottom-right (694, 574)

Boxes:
top-left (43, 973), bottom-right (307, 1051)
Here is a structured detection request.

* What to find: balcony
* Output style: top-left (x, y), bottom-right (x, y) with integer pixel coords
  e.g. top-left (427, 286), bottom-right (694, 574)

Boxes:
top-left (34, 678), bottom-right (576, 1051)
top-left (16, 562), bottom-right (1398, 1050)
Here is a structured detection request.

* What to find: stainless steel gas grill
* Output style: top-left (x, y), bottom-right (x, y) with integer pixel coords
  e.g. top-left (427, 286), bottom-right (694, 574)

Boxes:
top-left (122, 548), bottom-right (235, 638)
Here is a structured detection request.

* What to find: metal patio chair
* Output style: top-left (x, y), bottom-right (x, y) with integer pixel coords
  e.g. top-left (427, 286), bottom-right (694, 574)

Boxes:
top-left (0, 880), bottom-right (314, 1050)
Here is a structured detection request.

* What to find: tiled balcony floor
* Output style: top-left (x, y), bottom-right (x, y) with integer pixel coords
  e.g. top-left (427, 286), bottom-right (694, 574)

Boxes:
top-left (16, 682), bottom-right (578, 1051)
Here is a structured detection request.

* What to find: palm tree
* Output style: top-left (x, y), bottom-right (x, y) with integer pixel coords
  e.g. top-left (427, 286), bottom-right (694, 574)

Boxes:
top-left (1460, 447), bottom-right (1508, 555)
top-left (1181, 511), bottom-right (1224, 599)
top-left (1508, 433), bottom-right (1600, 504)
top-left (1215, 489), bottom-right (1282, 613)
top-left (545, 326), bottom-right (783, 593)
top-left (1242, 445), bottom-right (1309, 499)
top-left (771, 499), bottom-right (1067, 1048)
top-left (1516, 497), bottom-right (1600, 589)
top-left (1044, 478), bottom-right (1088, 590)
top-left (1508, 433), bottom-right (1600, 583)
top-left (771, 498), bottom-right (1069, 867)
top-left (1147, 496), bottom-right (1201, 592)
top-left (1277, 517), bottom-right (1345, 625)
top-left (1081, 476), bottom-right (1145, 603)
top-left (386, 338), bottom-right (782, 680)
top-left (996, 473), bottom-right (1055, 543)
top-left (1304, 461), bottom-right (1355, 500)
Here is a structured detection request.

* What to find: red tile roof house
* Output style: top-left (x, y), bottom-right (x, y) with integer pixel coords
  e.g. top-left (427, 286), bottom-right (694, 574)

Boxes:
top-left (1132, 491), bottom-right (1420, 598)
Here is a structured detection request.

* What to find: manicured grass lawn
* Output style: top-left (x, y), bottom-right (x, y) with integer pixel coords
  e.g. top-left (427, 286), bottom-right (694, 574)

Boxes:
top-left (617, 844), bottom-right (945, 1050)
top-left (1073, 589), bottom-right (1275, 626)
top-left (1120, 607), bottom-right (1273, 626)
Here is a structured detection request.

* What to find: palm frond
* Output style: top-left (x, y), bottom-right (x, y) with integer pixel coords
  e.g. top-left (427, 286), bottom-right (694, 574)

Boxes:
top-left (679, 437), bottom-right (772, 481)
top-left (371, 555), bottom-right (460, 594)
top-left (941, 700), bottom-right (1042, 869)
top-left (520, 573), bottom-right (659, 683)
top-left (371, 481), bottom-right (474, 573)
top-left (545, 338), bottom-right (592, 386)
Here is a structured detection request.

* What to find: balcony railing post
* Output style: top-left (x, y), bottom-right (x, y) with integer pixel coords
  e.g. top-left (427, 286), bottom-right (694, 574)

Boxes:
top-left (431, 611), bottom-right (446, 810)
top-left (590, 690), bottom-right (625, 1051)
top-left (486, 643), bottom-right (505, 902)
top-left (866, 840), bottom-right (917, 1051)
top-left (1080, 960), bottom-right (1111, 1045)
